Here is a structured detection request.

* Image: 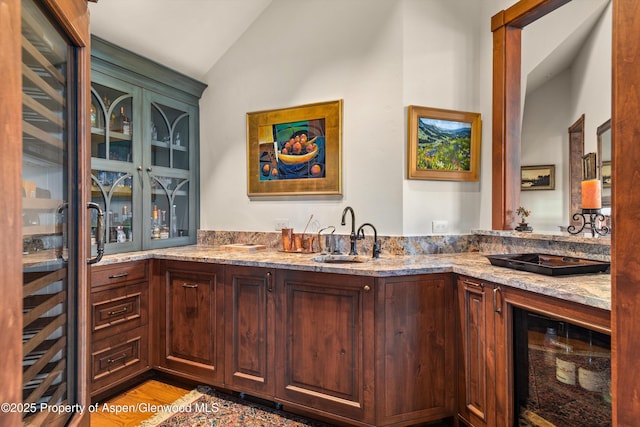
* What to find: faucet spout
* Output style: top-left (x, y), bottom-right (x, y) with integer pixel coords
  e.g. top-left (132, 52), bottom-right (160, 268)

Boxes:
top-left (357, 223), bottom-right (381, 258)
top-left (341, 206), bottom-right (357, 255)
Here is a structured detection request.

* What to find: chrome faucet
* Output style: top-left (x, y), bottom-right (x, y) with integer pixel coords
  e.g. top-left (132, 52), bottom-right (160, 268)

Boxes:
top-left (357, 223), bottom-right (381, 258)
top-left (341, 206), bottom-right (357, 255)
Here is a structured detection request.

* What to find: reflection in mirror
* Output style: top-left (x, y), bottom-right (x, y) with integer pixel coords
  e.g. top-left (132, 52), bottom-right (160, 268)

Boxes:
top-left (519, 0), bottom-right (611, 232)
top-left (597, 119), bottom-right (611, 207)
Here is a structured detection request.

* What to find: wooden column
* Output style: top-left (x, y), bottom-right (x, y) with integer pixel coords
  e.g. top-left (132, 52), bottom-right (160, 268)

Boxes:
top-left (612, 0), bottom-right (640, 425)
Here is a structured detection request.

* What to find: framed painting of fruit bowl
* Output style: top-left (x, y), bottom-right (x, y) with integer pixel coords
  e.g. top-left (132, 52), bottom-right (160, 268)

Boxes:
top-left (247, 100), bottom-right (342, 196)
top-left (407, 105), bottom-right (481, 181)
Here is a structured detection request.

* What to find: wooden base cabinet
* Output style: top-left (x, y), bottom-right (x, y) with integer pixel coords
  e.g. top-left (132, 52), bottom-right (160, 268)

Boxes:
top-left (276, 271), bottom-right (455, 427)
top-left (224, 266), bottom-right (276, 399)
top-left (375, 274), bottom-right (455, 426)
top-left (90, 261), bottom-right (150, 398)
top-left (456, 275), bottom-right (611, 427)
top-left (455, 275), bottom-right (501, 427)
top-left (276, 270), bottom-right (376, 425)
top-left (153, 260), bottom-right (225, 385)
top-left (150, 263), bottom-right (455, 426)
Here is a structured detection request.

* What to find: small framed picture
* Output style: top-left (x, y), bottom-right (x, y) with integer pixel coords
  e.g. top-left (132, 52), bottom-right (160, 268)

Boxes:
top-left (521, 164), bottom-right (555, 191)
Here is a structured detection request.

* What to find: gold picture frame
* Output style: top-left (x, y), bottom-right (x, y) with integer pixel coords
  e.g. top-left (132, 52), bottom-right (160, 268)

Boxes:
top-left (407, 105), bottom-right (481, 181)
top-left (247, 100), bottom-right (342, 197)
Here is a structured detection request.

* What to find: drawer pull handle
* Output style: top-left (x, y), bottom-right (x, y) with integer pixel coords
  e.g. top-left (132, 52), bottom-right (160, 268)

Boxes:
top-left (182, 283), bottom-right (198, 289)
top-left (493, 287), bottom-right (503, 314)
top-left (107, 353), bottom-right (128, 365)
top-left (108, 272), bottom-right (129, 279)
top-left (266, 271), bottom-right (273, 292)
top-left (108, 307), bottom-right (128, 316)
top-left (463, 279), bottom-right (484, 289)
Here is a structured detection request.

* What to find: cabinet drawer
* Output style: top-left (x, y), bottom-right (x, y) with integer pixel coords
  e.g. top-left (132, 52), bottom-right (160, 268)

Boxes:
top-left (91, 326), bottom-right (149, 396)
top-left (91, 283), bottom-right (148, 341)
top-left (92, 261), bottom-right (148, 288)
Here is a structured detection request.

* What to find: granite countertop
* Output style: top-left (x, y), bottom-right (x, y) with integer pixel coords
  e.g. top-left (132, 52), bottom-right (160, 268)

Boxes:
top-left (98, 245), bottom-right (611, 311)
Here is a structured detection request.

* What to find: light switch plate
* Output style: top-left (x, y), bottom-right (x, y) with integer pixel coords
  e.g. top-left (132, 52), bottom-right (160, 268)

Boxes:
top-left (274, 218), bottom-right (290, 230)
top-left (432, 220), bottom-right (448, 233)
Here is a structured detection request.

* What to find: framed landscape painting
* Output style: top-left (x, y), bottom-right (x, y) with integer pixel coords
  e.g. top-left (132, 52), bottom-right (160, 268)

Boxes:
top-left (247, 100), bottom-right (342, 197)
top-left (407, 105), bottom-right (481, 181)
top-left (521, 164), bottom-right (555, 191)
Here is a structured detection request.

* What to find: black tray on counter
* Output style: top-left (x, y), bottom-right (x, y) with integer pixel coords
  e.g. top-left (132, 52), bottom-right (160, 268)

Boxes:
top-left (486, 253), bottom-right (610, 276)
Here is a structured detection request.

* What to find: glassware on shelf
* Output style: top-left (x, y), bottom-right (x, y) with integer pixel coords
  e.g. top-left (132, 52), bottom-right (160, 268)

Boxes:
top-left (151, 122), bottom-right (158, 141)
top-left (160, 210), bottom-right (169, 239)
top-left (171, 204), bottom-right (178, 238)
top-left (151, 204), bottom-right (160, 240)
top-left (90, 103), bottom-right (97, 127)
top-left (121, 106), bottom-right (131, 136)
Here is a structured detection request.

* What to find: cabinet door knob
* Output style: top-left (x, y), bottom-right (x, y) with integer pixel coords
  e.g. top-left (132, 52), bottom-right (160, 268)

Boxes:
top-left (146, 167), bottom-right (152, 172)
top-left (137, 165), bottom-right (143, 171)
top-left (363, 285), bottom-right (371, 292)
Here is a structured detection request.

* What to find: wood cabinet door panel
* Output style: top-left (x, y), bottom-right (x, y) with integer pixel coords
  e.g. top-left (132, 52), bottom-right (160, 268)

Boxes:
top-left (457, 276), bottom-right (496, 427)
top-left (225, 266), bottom-right (274, 397)
top-left (157, 261), bottom-right (224, 383)
top-left (376, 274), bottom-right (455, 424)
top-left (276, 271), bottom-right (374, 423)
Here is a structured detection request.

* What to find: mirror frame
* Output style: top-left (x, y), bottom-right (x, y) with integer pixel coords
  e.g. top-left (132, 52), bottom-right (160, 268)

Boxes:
top-left (491, 0), bottom-right (572, 229)
top-left (597, 118), bottom-right (611, 206)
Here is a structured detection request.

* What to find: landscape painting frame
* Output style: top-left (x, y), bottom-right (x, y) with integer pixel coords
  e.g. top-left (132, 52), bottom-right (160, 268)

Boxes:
top-left (407, 105), bottom-right (481, 181)
top-left (520, 164), bottom-right (556, 191)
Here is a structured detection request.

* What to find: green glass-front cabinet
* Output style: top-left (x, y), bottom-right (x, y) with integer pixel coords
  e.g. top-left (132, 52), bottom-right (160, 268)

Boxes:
top-left (90, 36), bottom-right (207, 254)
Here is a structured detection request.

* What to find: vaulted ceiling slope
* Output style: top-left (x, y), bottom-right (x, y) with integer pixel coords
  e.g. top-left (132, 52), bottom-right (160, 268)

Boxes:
top-left (88, 0), bottom-right (273, 79)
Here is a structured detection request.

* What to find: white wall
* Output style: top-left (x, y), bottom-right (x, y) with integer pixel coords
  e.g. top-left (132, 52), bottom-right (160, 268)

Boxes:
top-left (569, 2), bottom-right (611, 152)
top-left (521, 70), bottom-right (571, 231)
top-left (199, 0), bottom-right (513, 236)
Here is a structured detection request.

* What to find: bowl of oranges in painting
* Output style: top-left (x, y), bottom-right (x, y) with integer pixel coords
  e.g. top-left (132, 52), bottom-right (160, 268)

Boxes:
top-left (260, 128), bottom-right (325, 181)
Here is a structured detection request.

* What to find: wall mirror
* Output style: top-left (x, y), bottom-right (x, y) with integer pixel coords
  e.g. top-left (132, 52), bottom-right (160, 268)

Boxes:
top-left (491, 0), bottom-right (611, 232)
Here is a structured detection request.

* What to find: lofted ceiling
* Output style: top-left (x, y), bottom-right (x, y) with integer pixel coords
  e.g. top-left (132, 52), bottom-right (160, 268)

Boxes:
top-left (88, 0), bottom-right (273, 79)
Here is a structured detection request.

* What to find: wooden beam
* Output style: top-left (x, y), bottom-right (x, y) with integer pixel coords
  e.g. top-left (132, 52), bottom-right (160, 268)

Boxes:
top-left (612, 0), bottom-right (640, 425)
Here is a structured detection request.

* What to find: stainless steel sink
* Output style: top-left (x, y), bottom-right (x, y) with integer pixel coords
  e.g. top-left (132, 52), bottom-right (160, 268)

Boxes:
top-left (312, 254), bottom-right (369, 263)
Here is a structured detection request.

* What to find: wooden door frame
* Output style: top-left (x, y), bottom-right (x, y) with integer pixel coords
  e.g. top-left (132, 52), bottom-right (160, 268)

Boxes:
top-left (611, 0), bottom-right (640, 425)
top-left (493, 0), bottom-right (640, 423)
top-left (0, 1), bottom-right (24, 425)
top-left (0, 0), bottom-right (90, 426)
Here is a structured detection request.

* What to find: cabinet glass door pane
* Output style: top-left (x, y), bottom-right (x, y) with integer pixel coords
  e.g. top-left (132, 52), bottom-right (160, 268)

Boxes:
top-left (150, 102), bottom-right (190, 170)
top-left (513, 308), bottom-right (611, 426)
top-left (150, 176), bottom-right (190, 239)
top-left (91, 82), bottom-right (133, 162)
top-left (21, 0), bottom-right (77, 424)
top-left (91, 170), bottom-right (134, 245)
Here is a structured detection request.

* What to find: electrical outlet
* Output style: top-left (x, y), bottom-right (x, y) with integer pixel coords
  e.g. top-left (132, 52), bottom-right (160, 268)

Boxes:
top-left (432, 220), bottom-right (448, 233)
top-left (274, 218), bottom-right (290, 231)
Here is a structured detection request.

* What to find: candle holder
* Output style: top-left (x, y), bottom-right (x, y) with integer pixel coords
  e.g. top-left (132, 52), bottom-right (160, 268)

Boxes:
top-left (567, 208), bottom-right (610, 237)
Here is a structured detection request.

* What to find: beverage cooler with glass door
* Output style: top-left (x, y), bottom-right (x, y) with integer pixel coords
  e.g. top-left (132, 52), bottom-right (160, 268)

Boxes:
top-left (512, 308), bottom-right (611, 427)
top-left (20, 0), bottom-right (92, 425)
